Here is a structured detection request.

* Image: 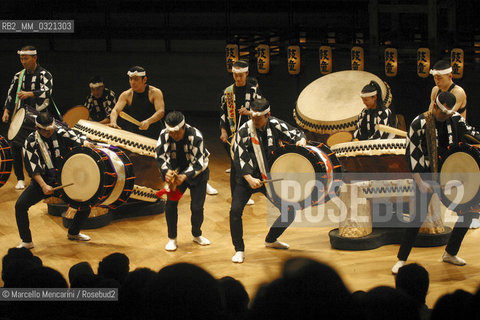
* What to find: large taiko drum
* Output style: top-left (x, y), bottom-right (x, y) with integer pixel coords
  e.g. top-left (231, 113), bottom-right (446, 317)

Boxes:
top-left (58, 145), bottom-right (135, 210)
top-left (439, 143), bottom-right (480, 212)
top-left (0, 135), bottom-right (13, 188)
top-left (8, 107), bottom-right (37, 145)
top-left (267, 143), bottom-right (342, 209)
top-left (330, 139), bottom-right (408, 182)
top-left (294, 70), bottom-right (392, 141)
top-left (73, 119), bottom-right (163, 201)
top-left (63, 105), bottom-right (90, 128)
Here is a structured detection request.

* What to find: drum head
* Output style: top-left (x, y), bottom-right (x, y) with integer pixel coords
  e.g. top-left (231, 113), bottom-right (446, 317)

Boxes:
top-left (61, 153), bottom-right (101, 201)
top-left (63, 106), bottom-right (90, 128)
top-left (295, 71), bottom-right (392, 133)
top-left (440, 149), bottom-right (480, 206)
top-left (270, 153), bottom-right (316, 203)
top-left (8, 108), bottom-right (26, 140)
top-left (327, 131), bottom-right (353, 147)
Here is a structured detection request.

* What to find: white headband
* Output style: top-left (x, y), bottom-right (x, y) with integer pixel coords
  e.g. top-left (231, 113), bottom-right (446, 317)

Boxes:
top-left (127, 70), bottom-right (146, 77)
top-left (166, 119), bottom-right (185, 132)
top-left (89, 82), bottom-right (104, 89)
top-left (360, 91), bottom-right (377, 98)
top-left (435, 95), bottom-right (454, 115)
top-left (250, 107), bottom-right (270, 117)
top-left (17, 50), bottom-right (37, 55)
top-left (232, 66), bottom-right (248, 73)
top-left (35, 119), bottom-right (55, 130)
top-left (430, 67), bottom-right (452, 76)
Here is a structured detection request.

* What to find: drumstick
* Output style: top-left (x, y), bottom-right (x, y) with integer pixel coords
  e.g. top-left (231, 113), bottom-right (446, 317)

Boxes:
top-left (119, 111), bottom-right (142, 127)
top-left (375, 124), bottom-right (407, 137)
top-left (52, 182), bottom-right (74, 191)
top-left (261, 178), bottom-right (284, 184)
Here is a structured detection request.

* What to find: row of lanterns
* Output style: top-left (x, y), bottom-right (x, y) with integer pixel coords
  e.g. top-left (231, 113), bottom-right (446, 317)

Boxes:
top-left (226, 44), bottom-right (465, 79)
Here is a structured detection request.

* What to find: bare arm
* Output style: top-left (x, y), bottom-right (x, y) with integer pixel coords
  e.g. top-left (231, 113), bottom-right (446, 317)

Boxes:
top-left (108, 91), bottom-right (129, 128)
top-left (451, 86), bottom-right (467, 118)
top-left (140, 87), bottom-right (165, 130)
top-left (428, 87), bottom-right (438, 112)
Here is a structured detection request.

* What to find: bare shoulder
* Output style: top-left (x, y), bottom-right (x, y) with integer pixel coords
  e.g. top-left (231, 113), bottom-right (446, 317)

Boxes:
top-left (430, 86), bottom-right (439, 100)
top-left (119, 88), bottom-right (133, 99)
top-left (452, 84), bottom-right (466, 97)
top-left (149, 85), bottom-right (163, 95)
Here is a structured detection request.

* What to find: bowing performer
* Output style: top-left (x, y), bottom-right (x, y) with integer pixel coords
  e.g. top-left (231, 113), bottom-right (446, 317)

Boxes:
top-left (219, 60), bottom-right (262, 202)
top-left (353, 80), bottom-right (396, 141)
top-left (15, 112), bottom-right (95, 249)
top-left (108, 66), bottom-right (165, 139)
top-left (2, 46), bottom-right (55, 190)
top-left (392, 91), bottom-right (480, 274)
top-left (229, 98), bottom-right (306, 263)
top-left (156, 111), bottom-right (211, 251)
top-left (84, 75), bottom-right (117, 124)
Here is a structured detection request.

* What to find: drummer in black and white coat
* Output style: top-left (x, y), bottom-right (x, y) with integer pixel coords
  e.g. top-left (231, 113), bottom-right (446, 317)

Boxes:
top-left (156, 111), bottom-right (211, 252)
top-left (230, 98), bottom-right (306, 263)
top-left (15, 112), bottom-right (95, 250)
top-left (392, 91), bottom-right (480, 274)
top-left (84, 75), bottom-right (117, 124)
top-left (2, 46), bottom-right (55, 190)
top-left (353, 80), bottom-right (396, 141)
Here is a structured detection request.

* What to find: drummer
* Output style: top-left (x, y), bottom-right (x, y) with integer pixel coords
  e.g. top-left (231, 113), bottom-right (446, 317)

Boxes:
top-left (219, 60), bottom-right (262, 202)
top-left (2, 46), bottom-right (55, 190)
top-left (353, 80), bottom-right (396, 141)
top-left (84, 75), bottom-right (117, 124)
top-left (392, 91), bottom-right (480, 274)
top-left (156, 111), bottom-right (211, 251)
top-left (108, 66), bottom-right (165, 139)
top-left (428, 60), bottom-right (467, 119)
top-left (15, 112), bottom-right (95, 249)
top-left (229, 98), bottom-right (306, 263)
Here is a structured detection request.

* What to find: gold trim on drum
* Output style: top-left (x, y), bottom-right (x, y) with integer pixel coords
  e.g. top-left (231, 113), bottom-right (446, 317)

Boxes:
top-left (294, 71), bottom-right (392, 134)
top-left (74, 120), bottom-right (157, 157)
top-left (130, 185), bottom-right (159, 203)
top-left (330, 139), bottom-right (406, 158)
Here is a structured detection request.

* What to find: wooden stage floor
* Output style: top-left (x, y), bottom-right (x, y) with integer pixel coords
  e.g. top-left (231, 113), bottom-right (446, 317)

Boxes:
top-left (1, 114), bottom-right (480, 308)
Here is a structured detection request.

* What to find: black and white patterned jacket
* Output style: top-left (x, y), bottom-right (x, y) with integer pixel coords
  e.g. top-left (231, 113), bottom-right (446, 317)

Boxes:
top-left (4, 65), bottom-right (53, 112)
top-left (406, 112), bottom-right (479, 173)
top-left (353, 107), bottom-right (396, 140)
top-left (220, 77), bottom-right (261, 137)
top-left (23, 126), bottom-right (87, 181)
top-left (156, 124), bottom-right (209, 180)
top-left (233, 116), bottom-right (306, 179)
top-left (84, 88), bottom-right (116, 122)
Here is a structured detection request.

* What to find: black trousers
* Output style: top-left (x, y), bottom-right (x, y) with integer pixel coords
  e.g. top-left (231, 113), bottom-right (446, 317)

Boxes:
top-left (165, 169), bottom-right (208, 239)
top-left (15, 181), bottom-right (90, 242)
top-left (223, 142), bottom-right (237, 197)
top-left (229, 183), bottom-right (296, 252)
top-left (11, 142), bottom-right (25, 181)
top-left (397, 184), bottom-right (477, 261)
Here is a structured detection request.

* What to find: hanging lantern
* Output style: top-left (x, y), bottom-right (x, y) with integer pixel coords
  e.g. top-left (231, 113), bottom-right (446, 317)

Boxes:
top-left (256, 44), bottom-right (270, 74)
top-left (225, 44), bottom-right (239, 73)
top-left (384, 48), bottom-right (398, 77)
top-left (319, 46), bottom-right (332, 75)
top-left (417, 48), bottom-right (430, 78)
top-left (351, 46), bottom-right (364, 71)
top-left (287, 45), bottom-right (301, 75)
top-left (451, 48), bottom-right (464, 79)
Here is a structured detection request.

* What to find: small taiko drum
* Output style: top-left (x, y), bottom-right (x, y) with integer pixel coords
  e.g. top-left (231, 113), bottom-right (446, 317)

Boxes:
top-left (294, 70), bottom-right (392, 142)
top-left (439, 143), bottom-right (480, 212)
top-left (8, 107), bottom-right (38, 145)
top-left (58, 145), bottom-right (135, 209)
top-left (326, 131), bottom-right (353, 147)
top-left (330, 139), bottom-right (408, 182)
top-left (0, 135), bottom-right (13, 188)
top-left (63, 105), bottom-right (90, 128)
top-left (267, 143), bottom-right (342, 209)
top-left (73, 120), bottom-right (163, 201)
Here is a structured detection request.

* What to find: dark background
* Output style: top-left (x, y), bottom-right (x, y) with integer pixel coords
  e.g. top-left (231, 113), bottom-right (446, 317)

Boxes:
top-left (1, 0), bottom-right (479, 130)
